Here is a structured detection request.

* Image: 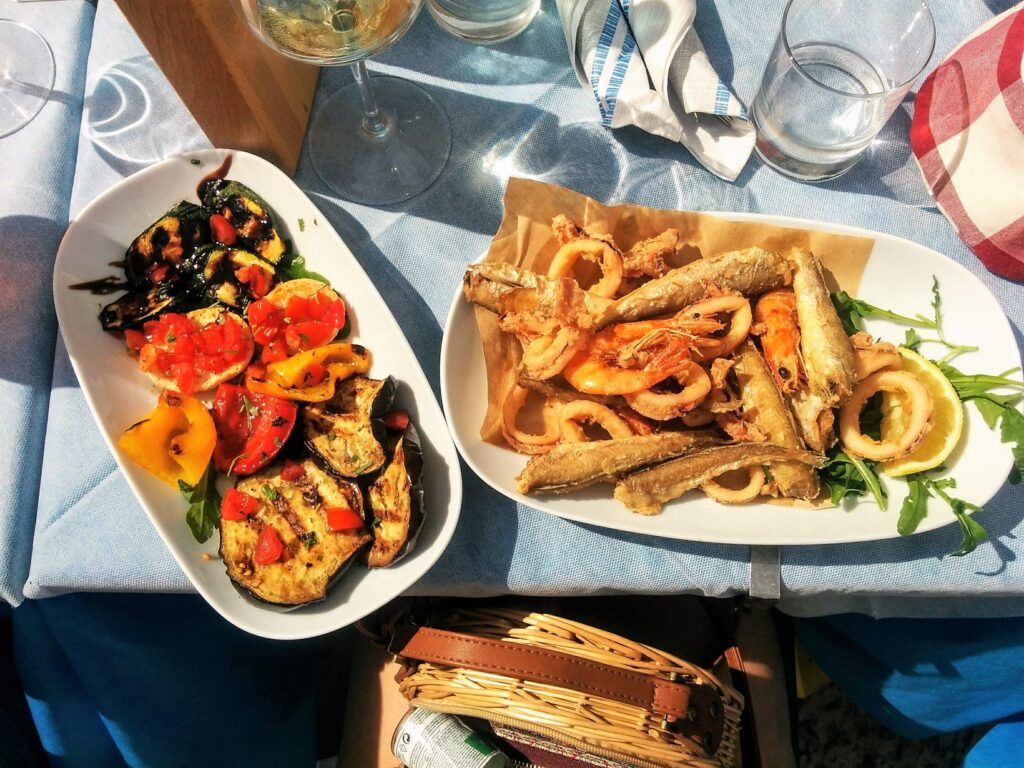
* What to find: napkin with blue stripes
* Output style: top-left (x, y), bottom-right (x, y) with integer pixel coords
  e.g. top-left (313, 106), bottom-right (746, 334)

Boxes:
top-left (555, 0), bottom-right (756, 181)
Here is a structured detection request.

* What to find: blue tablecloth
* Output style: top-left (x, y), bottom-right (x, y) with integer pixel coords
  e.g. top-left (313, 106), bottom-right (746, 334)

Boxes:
top-left (4, 0), bottom-right (1023, 617)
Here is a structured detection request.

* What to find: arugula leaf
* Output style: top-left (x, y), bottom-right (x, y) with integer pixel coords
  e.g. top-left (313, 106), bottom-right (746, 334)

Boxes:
top-left (821, 449), bottom-right (887, 509)
top-left (937, 362), bottom-right (1024, 483)
top-left (897, 476), bottom-right (928, 535)
top-left (179, 465), bottom-right (221, 543)
top-left (897, 473), bottom-right (989, 555)
top-left (832, 290), bottom-right (938, 335)
top-left (277, 252), bottom-right (329, 284)
top-left (904, 328), bottom-right (923, 351)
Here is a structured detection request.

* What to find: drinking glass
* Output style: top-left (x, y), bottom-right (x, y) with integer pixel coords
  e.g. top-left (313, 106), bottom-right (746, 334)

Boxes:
top-left (0, 19), bottom-right (55, 138)
top-left (234, 0), bottom-right (451, 205)
top-left (751, 0), bottom-right (935, 182)
top-left (428, 0), bottom-right (540, 44)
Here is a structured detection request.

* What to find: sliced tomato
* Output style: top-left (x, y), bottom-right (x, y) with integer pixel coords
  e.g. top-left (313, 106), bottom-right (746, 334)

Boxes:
top-left (383, 410), bottom-right (410, 431)
top-left (254, 525), bottom-right (283, 565)
top-left (211, 384), bottom-right (297, 476)
top-left (210, 213), bottom-right (237, 246)
top-left (326, 506), bottom-right (364, 532)
top-left (221, 488), bottom-right (259, 521)
top-left (280, 460), bottom-right (306, 481)
top-left (284, 321), bottom-right (335, 354)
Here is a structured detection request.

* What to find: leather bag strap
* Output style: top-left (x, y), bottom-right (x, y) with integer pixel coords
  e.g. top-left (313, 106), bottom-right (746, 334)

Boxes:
top-left (390, 625), bottom-right (725, 751)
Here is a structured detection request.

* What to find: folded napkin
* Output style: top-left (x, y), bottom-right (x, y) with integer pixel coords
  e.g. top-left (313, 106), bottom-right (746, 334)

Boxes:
top-left (554, 0), bottom-right (755, 181)
top-left (911, 2), bottom-right (1024, 282)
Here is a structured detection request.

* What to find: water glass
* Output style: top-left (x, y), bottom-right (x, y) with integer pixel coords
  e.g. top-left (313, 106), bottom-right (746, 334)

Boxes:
top-left (428, 0), bottom-right (540, 44)
top-left (751, 0), bottom-right (935, 181)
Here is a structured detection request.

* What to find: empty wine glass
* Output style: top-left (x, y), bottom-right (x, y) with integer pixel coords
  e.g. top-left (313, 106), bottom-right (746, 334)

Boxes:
top-left (234, 0), bottom-right (451, 205)
top-left (0, 19), bottom-right (55, 138)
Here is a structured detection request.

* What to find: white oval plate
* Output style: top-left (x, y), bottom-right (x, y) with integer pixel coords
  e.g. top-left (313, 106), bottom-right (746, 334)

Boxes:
top-left (442, 213), bottom-right (1020, 545)
top-left (54, 149), bottom-right (462, 639)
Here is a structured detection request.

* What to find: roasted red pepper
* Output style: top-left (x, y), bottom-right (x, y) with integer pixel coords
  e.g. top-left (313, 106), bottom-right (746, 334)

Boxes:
top-left (211, 384), bottom-right (297, 476)
top-left (326, 506), bottom-right (364, 532)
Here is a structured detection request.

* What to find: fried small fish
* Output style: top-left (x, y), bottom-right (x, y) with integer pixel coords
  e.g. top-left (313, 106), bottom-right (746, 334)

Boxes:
top-left (732, 340), bottom-right (820, 500)
top-left (613, 443), bottom-right (825, 515)
top-left (789, 248), bottom-right (856, 406)
top-left (600, 247), bottom-right (792, 326)
top-left (463, 263), bottom-right (614, 317)
top-left (516, 431), bottom-right (721, 494)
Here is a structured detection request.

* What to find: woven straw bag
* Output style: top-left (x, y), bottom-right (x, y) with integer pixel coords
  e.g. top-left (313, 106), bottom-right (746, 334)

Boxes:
top-left (389, 606), bottom-right (744, 768)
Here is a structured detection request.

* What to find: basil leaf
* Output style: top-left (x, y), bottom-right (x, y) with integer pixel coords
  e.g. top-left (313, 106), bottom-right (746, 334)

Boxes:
top-left (181, 465), bottom-right (221, 543)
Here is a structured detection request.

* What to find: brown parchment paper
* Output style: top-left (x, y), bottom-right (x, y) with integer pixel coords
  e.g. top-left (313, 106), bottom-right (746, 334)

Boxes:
top-left (474, 177), bottom-right (875, 448)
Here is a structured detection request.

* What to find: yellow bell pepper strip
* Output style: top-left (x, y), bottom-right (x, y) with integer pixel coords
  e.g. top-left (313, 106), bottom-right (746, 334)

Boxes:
top-left (117, 393), bottom-right (217, 487)
top-left (246, 343), bottom-right (371, 402)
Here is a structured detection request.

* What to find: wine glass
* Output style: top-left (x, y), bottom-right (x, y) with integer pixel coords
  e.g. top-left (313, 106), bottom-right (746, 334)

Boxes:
top-left (234, 0), bottom-right (451, 205)
top-left (0, 19), bottom-right (55, 138)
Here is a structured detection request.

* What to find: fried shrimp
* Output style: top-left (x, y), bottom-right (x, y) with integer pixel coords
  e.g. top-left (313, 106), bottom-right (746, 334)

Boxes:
top-left (558, 400), bottom-right (635, 442)
top-left (753, 289), bottom-right (803, 393)
top-left (850, 332), bottom-right (902, 381)
top-left (623, 365), bottom-right (712, 420)
top-left (839, 370), bottom-right (934, 461)
top-left (501, 385), bottom-right (562, 454)
top-left (547, 239), bottom-right (625, 298)
top-left (561, 310), bottom-right (720, 396)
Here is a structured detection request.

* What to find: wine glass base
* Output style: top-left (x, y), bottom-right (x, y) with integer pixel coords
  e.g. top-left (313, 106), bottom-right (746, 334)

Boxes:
top-left (0, 20), bottom-right (55, 138)
top-left (309, 76), bottom-right (451, 206)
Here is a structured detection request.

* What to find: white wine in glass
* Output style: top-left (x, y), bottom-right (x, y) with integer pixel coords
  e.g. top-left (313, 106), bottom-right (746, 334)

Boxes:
top-left (234, 0), bottom-right (451, 205)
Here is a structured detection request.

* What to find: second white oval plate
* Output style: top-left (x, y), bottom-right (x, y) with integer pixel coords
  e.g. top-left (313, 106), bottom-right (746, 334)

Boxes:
top-left (441, 213), bottom-right (1019, 545)
top-left (54, 150), bottom-right (462, 639)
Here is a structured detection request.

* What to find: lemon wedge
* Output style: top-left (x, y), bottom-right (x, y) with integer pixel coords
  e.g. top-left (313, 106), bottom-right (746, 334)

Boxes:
top-left (880, 348), bottom-right (964, 476)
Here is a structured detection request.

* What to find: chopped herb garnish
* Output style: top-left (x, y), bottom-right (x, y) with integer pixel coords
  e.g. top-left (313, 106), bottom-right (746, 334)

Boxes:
top-left (261, 484), bottom-right (278, 501)
top-left (226, 452), bottom-right (247, 477)
top-left (190, 158), bottom-right (201, 166)
top-left (180, 465), bottom-right (221, 543)
top-left (298, 218), bottom-right (306, 232)
top-left (304, 531), bottom-right (318, 550)
top-left (165, 332), bottom-right (177, 343)
top-left (271, 416), bottom-right (287, 427)
top-left (372, 516), bottom-right (382, 527)
top-left (298, 332), bottom-right (310, 345)
top-left (239, 395), bottom-right (258, 431)
top-left (273, 437), bottom-right (283, 448)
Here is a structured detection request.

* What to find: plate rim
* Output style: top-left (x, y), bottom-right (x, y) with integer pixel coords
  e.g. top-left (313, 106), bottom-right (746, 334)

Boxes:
top-left (440, 209), bottom-right (1018, 546)
top-left (53, 148), bottom-right (463, 639)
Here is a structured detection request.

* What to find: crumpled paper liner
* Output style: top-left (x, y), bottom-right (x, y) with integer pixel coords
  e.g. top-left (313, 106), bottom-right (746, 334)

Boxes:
top-left (474, 177), bottom-right (875, 456)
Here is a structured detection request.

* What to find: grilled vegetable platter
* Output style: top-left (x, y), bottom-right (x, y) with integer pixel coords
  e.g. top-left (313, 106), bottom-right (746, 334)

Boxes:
top-left (443, 201), bottom-right (1023, 548)
top-left (75, 168), bottom-right (426, 609)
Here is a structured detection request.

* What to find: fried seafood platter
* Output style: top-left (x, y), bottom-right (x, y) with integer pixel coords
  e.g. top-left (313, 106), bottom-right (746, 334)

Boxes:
top-left (443, 179), bottom-right (1021, 545)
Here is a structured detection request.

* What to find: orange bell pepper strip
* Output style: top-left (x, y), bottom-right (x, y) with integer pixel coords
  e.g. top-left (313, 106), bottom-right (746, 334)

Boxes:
top-left (246, 343), bottom-right (371, 402)
top-left (117, 393), bottom-right (217, 487)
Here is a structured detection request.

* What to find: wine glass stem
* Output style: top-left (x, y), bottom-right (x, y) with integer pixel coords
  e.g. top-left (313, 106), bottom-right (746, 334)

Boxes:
top-left (350, 61), bottom-right (391, 140)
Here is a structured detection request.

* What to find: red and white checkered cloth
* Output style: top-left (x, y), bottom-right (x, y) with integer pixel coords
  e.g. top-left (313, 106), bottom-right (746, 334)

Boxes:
top-left (911, 2), bottom-right (1024, 282)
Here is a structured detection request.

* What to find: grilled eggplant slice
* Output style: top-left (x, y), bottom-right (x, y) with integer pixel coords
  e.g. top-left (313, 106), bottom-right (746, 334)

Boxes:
top-left (185, 244), bottom-right (276, 310)
top-left (199, 179), bottom-right (286, 265)
top-left (125, 201), bottom-right (209, 289)
top-left (304, 376), bottom-right (395, 477)
top-left (99, 285), bottom-right (180, 331)
top-left (221, 459), bottom-right (372, 605)
top-left (366, 422), bottom-right (424, 568)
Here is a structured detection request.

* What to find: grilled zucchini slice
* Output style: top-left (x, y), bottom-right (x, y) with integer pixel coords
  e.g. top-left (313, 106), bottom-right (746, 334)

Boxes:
top-left (366, 422), bottom-right (425, 568)
top-left (199, 179), bottom-right (286, 265)
top-left (304, 377), bottom-right (395, 477)
top-left (124, 201), bottom-right (209, 289)
top-left (185, 244), bottom-right (276, 310)
top-left (221, 459), bottom-right (372, 606)
top-left (99, 285), bottom-right (180, 331)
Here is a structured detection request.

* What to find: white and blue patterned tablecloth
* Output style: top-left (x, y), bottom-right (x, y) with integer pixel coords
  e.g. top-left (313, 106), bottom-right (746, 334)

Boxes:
top-left (3, 0), bottom-right (1022, 617)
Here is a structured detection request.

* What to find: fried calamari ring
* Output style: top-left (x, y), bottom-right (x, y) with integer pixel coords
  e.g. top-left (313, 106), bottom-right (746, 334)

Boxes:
top-left (547, 239), bottom-right (624, 298)
top-left (520, 326), bottom-right (588, 380)
top-left (850, 332), bottom-right (903, 381)
top-left (702, 466), bottom-right (766, 504)
top-left (501, 385), bottom-right (561, 454)
top-left (839, 370), bottom-right (933, 461)
top-left (558, 400), bottom-right (634, 442)
top-left (686, 295), bottom-right (752, 361)
top-left (624, 365), bottom-right (712, 421)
